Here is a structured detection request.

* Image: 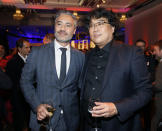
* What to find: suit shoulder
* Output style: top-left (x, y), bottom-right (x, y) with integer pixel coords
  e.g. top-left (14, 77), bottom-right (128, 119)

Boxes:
top-left (7, 54), bottom-right (20, 64)
top-left (71, 47), bottom-right (85, 56)
top-left (31, 44), bottom-right (50, 51)
top-left (113, 42), bottom-right (139, 52)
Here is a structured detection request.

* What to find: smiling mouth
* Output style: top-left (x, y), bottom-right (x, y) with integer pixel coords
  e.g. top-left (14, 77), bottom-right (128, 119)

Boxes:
top-left (94, 34), bottom-right (101, 38)
top-left (58, 31), bottom-right (67, 36)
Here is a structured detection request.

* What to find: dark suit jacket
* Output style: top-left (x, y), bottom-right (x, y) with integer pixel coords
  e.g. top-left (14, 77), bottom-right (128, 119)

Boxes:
top-left (20, 42), bottom-right (85, 131)
top-left (80, 41), bottom-right (152, 131)
top-left (0, 68), bottom-right (12, 90)
top-left (6, 54), bottom-right (24, 88)
top-left (5, 54), bottom-right (30, 123)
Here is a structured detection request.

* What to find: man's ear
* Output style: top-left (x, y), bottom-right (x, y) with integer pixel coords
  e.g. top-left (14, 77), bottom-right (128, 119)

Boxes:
top-left (112, 26), bottom-right (115, 33)
top-left (17, 47), bottom-right (21, 52)
top-left (73, 28), bottom-right (76, 35)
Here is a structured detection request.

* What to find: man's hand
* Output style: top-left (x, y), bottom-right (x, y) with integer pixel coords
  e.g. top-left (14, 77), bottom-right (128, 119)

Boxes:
top-left (91, 102), bottom-right (118, 118)
top-left (36, 104), bottom-right (52, 121)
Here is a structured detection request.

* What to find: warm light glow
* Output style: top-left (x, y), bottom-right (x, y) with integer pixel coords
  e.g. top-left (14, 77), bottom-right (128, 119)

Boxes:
top-left (120, 14), bottom-right (127, 22)
top-left (73, 12), bottom-right (78, 16)
top-left (16, 9), bottom-right (21, 14)
top-left (71, 41), bottom-right (76, 48)
top-left (97, 4), bottom-right (100, 8)
top-left (73, 12), bottom-right (80, 19)
top-left (102, 0), bottom-right (106, 3)
top-left (13, 9), bottom-right (24, 20)
top-left (90, 41), bottom-right (96, 48)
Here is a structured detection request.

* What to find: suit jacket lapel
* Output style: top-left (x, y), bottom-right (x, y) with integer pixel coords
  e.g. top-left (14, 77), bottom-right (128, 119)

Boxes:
top-left (102, 43), bottom-right (119, 91)
top-left (80, 49), bottom-right (95, 99)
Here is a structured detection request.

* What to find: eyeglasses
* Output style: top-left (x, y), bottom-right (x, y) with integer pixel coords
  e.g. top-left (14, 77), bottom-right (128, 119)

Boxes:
top-left (89, 21), bottom-right (109, 29)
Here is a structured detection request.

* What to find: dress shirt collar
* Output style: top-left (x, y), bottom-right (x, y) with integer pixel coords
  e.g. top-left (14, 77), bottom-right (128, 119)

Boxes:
top-left (54, 39), bottom-right (70, 52)
top-left (18, 52), bottom-right (27, 63)
top-left (95, 39), bottom-right (113, 54)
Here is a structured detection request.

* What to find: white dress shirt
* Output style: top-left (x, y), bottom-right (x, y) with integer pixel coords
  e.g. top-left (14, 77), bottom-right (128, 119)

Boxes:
top-left (18, 52), bottom-right (27, 63)
top-left (54, 39), bottom-right (70, 79)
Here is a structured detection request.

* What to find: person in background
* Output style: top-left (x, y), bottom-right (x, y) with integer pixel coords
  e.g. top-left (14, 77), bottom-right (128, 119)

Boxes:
top-left (0, 42), bottom-right (16, 130)
top-left (20, 10), bottom-right (84, 131)
top-left (135, 39), bottom-right (158, 82)
top-left (43, 33), bottom-right (55, 45)
top-left (135, 39), bottom-right (146, 51)
top-left (0, 68), bottom-right (12, 90)
top-left (135, 39), bottom-right (159, 131)
top-left (0, 67), bottom-right (12, 130)
top-left (0, 43), bottom-right (13, 72)
top-left (80, 8), bottom-right (152, 131)
top-left (151, 40), bottom-right (162, 131)
top-left (6, 38), bottom-right (31, 131)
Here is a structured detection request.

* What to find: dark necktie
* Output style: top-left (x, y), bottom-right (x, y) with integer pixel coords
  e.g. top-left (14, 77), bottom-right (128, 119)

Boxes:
top-left (59, 48), bottom-right (67, 82)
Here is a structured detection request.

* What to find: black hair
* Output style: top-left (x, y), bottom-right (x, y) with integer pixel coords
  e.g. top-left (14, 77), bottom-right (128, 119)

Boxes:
top-left (82, 8), bottom-right (119, 36)
top-left (16, 38), bottom-right (29, 48)
top-left (135, 39), bottom-right (146, 46)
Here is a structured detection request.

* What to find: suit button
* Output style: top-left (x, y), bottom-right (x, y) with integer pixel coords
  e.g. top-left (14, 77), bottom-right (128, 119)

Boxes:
top-left (97, 65), bottom-right (101, 69)
top-left (59, 89), bottom-right (62, 92)
top-left (95, 76), bottom-right (98, 80)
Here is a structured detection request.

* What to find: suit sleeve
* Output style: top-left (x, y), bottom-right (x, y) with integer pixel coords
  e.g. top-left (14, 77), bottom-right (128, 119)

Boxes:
top-left (20, 48), bottom-right (40, 113)
top-left (154, 63), bottom-right (162, 92)
top-left (115, 47), bottom-right (152, 121)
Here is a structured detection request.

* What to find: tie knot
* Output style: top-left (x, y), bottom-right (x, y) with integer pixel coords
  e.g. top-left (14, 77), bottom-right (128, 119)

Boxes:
top-left (60, 48), bottom-right (67, 53)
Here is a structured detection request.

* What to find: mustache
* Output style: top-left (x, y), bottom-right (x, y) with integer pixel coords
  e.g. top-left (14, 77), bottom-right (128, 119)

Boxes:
top-left (57, 30), bottom-right (68, 35)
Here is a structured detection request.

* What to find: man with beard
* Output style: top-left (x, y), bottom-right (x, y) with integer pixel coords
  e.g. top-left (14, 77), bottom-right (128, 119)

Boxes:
top-left (20, 10), bottom-right (84, 131)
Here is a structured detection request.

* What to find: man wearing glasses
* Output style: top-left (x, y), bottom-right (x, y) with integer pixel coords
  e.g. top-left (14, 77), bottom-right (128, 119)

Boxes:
top-left (80, 8), bottom-right (152, 131)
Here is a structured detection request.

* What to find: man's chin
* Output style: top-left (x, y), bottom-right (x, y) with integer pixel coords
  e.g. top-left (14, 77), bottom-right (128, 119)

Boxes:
top-left (56, 38), bottom-right (71, 43)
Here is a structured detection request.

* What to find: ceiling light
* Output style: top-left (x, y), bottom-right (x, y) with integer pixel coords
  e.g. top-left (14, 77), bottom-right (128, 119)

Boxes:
top-left (13, 9), bottom-right (24, 20)
top-left (102, 0), bottom-right (106, 3)
top-left (73, 12), bottom-right (78, 16)
top-left (120, 14), bottom-right (127, 22)
top-left (73, 12), bottom-right (80, 19)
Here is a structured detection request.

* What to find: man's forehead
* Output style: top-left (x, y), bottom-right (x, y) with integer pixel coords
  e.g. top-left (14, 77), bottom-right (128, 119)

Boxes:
top-left (90, 17), bottom-right (108, 22)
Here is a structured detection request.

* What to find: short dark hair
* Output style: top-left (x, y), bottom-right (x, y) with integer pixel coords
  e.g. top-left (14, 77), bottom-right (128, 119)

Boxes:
top-left (83, 8), bottom-right (119, 35)
top-left (135, 39), bottom-right (146, 46)
top-left (154, 40), bottom-right (162, 50)
top-left (16, 38), bottom-right (29, 48)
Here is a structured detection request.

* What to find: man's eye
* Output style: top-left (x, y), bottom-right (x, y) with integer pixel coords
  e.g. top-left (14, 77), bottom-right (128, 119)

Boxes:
top-left (57, 23), bottom-right (62, 26)
top-left (66, 24), bottom-right (72, 27)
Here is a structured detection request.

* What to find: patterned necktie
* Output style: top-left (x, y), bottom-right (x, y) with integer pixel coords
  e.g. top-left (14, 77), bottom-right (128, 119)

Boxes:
top-left (59, 48), bottom-right (67, 82)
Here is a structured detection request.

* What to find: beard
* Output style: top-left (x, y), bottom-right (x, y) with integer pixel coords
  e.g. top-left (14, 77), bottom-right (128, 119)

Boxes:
top-left (55, 31), bottom-right (73, 43)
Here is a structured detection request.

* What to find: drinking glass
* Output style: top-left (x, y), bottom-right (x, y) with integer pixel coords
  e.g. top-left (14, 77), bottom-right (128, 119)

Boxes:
top-left (88, 98), bottom-right (102, 131)
top-left (47, 106), bottom-right (56, 131)
top-left (39, 101), bottom-right (56, 131)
